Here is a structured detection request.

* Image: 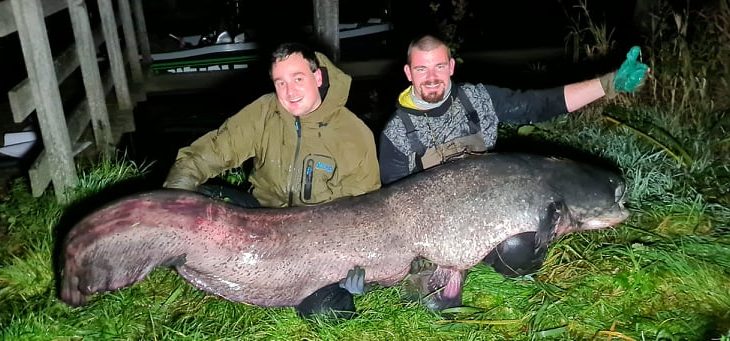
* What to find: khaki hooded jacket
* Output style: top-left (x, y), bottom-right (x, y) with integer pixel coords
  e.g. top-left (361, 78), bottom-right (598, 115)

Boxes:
top-left (164, 52), bottom-right (381, 207)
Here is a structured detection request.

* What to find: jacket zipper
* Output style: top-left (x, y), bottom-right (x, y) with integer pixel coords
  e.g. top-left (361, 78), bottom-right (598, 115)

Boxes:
top-left (303, 159), bottom-right (314, 200)
top-left (287, 117), bottom-right (302, 206)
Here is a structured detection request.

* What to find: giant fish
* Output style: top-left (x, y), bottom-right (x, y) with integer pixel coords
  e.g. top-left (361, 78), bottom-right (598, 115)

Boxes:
top-left (60, 153), bottom-right (629, 312)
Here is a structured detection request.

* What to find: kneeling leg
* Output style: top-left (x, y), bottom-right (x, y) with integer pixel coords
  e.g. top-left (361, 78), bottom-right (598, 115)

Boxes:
top-left (483, 232), bottom-right (546, 277)
top-left (295, 283), bottom-right (356, 319)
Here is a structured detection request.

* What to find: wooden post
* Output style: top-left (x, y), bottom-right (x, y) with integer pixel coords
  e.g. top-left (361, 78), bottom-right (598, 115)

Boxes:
top-left (131, 0), bottom-right (152, 65)
top-left (10, 0), bottom-right (78, 202)
top-left (0, 0), bottom-right (68, 38)
top-left (97, 0), bottom-right (133, 110)
top-left (313, 0), bottom-right (340, 62)
top-left (116, 0), bottom-right (143, 83)
top-left (67, 0), bottom-right (115, 157)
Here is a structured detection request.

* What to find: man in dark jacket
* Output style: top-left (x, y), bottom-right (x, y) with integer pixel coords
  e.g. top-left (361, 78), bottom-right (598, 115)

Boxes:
top-left (379, 34), bottom-right (648, 278)
top-left (380, 35), bottom-right (647, 184)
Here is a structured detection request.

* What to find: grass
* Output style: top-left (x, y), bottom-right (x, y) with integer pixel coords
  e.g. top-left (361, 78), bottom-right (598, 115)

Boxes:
top-left (1, 0), bottom-right (729, 339)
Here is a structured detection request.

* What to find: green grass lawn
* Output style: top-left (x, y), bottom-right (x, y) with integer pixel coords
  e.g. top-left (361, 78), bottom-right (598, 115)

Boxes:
top-left (1, 122), bottom-right (727, 340)
top-left (1, 1), bottom-right (729, 340)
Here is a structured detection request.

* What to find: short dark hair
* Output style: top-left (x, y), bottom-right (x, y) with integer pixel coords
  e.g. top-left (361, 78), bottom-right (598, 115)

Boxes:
top-left (407, 35), bottom-right (450, 64)
top-left (270, 42), bottom-right (319, 75)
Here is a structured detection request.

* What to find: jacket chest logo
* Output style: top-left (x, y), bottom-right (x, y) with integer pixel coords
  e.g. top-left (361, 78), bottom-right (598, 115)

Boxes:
top-left (315, 161), bottom-right (334, 173)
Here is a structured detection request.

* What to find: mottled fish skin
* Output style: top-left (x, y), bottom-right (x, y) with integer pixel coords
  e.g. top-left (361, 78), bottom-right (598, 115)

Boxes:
top-left (60, 153), bottom-right (629, 307)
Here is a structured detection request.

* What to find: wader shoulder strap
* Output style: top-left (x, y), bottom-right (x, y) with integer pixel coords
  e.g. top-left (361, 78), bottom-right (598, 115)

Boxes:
top-left (456, 87), bottom-right (480, 134)
top-left (396, 110), bottom-right (427, 156)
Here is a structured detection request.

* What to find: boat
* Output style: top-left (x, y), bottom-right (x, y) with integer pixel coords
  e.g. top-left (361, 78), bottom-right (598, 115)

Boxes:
top-left (150, 21), bottom-right (394, 74)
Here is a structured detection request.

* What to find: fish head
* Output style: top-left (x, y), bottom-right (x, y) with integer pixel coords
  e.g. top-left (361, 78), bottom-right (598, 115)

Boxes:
top-left (553, 163), bottom-right (630, 236)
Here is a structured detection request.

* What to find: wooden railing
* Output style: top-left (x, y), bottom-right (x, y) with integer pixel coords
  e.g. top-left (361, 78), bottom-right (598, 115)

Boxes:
top-left (0, 0), bottom-right (151, 203)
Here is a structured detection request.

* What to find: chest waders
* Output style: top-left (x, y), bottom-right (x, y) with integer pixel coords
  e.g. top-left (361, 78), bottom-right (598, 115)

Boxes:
top-left (397, 87), bottom-right (488, 171)
top-left (398, 87), bottom-right (546, 278)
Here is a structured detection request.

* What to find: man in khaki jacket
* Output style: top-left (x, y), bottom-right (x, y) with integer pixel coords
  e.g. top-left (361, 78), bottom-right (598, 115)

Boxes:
top-left (163, 43), bottom-right (380, 319)
top-left (164, 42), bottom-right (380, 208)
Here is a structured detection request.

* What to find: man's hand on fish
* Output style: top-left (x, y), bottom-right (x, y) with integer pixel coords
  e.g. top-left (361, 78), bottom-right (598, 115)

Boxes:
top-left (339, 265), bottom-right (366, 295)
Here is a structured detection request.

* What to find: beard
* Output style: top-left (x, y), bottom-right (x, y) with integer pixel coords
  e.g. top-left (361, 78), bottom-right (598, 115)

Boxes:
top-left (420, 81), bottom-right (446, 103)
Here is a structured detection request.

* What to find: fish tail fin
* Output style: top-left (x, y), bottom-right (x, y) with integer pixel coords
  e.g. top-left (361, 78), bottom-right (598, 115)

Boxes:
top-left (60, 227), bottom-right (188, 306)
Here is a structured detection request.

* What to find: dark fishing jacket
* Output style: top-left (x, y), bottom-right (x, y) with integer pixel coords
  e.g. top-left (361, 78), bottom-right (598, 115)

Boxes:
top-left (378, 83), bottom-right (567, 184)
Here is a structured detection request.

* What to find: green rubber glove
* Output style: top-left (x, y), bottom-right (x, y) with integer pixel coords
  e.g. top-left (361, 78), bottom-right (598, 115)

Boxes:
top-left (614, 46), bottom-right (649, 93)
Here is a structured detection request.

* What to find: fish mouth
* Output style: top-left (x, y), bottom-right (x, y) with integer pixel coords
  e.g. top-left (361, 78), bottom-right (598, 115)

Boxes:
top-left (580, 204), bottom-right (630, 230)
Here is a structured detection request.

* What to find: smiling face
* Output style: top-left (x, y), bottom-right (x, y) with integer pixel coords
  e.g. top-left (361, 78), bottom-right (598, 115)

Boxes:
top-left (404, 44), bottom-right (455, 103)
top-left (271, 53), bottom-right (323, 117)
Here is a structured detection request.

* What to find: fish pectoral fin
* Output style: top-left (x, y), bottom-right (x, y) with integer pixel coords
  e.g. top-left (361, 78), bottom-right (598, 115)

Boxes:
top-left (536, 201), bottom-right (571, 251)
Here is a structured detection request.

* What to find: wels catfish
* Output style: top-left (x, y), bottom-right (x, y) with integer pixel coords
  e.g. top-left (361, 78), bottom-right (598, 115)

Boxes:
top-left (60, 153), bottom-right (629, 312)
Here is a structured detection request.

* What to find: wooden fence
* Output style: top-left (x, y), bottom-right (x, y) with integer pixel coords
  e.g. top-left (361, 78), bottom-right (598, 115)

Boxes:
top-left (0, 0), bottom-right (379, 204)
top-left (0, 0), bottom-right (151, 203)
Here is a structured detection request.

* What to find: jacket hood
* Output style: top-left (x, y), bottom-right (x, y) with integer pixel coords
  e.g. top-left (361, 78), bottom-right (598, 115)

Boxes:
top-left (398, 86), bottom-right (417, 109)
top-left (275, 52), bottom-right (352, 125)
